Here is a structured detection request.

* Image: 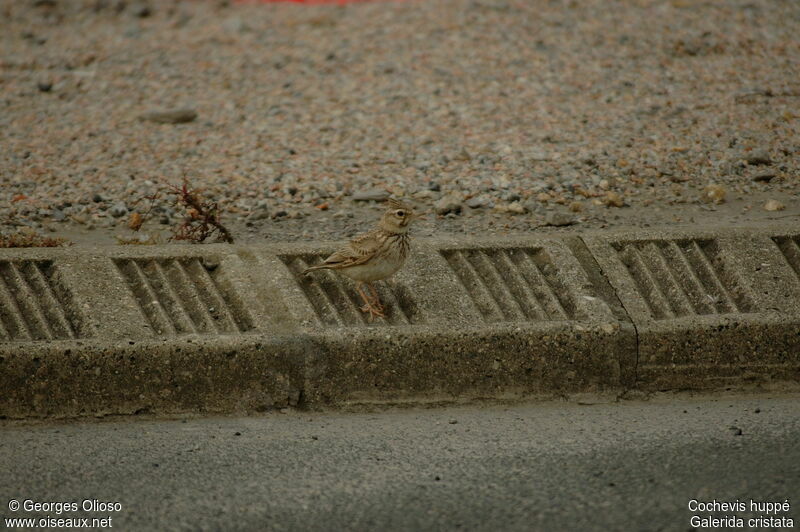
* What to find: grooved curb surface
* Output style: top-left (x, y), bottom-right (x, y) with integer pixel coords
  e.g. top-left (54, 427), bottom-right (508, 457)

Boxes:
top-left (1, 223), bottom-right (798, 418)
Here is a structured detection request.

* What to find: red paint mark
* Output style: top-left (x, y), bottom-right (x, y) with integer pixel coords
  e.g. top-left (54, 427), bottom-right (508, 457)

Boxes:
top-left (235, 0), bottom-right (377, 4)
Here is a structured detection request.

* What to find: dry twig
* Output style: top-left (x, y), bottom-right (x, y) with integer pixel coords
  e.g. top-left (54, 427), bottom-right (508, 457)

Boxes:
top-left (166, 179), bottom-right (234, 244)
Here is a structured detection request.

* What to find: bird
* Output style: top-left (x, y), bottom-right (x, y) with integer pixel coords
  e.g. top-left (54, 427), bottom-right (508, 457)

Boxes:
top-left (303, 198), bottom-right (416, 321)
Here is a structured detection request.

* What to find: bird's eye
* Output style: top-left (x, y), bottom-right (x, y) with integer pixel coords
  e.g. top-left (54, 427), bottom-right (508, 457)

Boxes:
top-left (395, 210), bottom-right (405, 217)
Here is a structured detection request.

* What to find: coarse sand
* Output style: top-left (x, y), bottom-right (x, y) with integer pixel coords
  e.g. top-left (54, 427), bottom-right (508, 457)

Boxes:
top-left (1, 0), bottom-right (798, 246)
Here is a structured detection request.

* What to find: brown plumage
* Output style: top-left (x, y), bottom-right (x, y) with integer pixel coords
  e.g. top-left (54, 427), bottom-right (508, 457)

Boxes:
top-left (303, 199), bottom-right (416, 320)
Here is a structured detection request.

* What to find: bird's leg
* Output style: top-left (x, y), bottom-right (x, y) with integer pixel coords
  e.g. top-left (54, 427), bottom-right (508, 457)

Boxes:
top-left (356, 282), bottom-right (371, 309)
top-left (366, 282), bottom-right (384, 312)
top-left (356, 282), bottom-right (385, 321)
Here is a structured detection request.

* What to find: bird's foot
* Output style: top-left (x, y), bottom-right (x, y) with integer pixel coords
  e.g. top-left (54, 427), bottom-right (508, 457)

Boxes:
top-left (360, 302), bottom-right (386, 322)
top-left (365, 284), bottom-right (384, 311)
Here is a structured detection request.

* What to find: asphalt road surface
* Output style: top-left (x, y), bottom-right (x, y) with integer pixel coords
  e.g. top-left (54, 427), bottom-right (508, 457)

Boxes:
top-left (1, 393), bottom-right (798, 531)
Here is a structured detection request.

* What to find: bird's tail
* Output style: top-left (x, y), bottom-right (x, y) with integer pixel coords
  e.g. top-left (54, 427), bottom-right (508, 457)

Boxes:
top-left (302, 264), bottom-right (330, 275)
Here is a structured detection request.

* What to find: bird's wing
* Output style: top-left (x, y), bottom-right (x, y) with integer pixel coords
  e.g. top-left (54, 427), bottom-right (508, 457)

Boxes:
top-left (319, 230), bottom-right (383, 269)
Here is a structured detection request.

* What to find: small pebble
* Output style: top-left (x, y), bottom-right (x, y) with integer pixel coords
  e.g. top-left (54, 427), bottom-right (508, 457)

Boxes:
top-left (763, 199), bottom-right (785, 211)
top-left (247, 205), bottom-right (271, 220)
top-left (494, 202), bottom-right (527, 215)
top-left (435, 194), bottom-right (463, 215)
top-left (506, 201), bottom-right (527, 214)
top-left (604, 191), bottom-right (625, 208)
top-left (131, 3), bottom-right (151, 17)
top-left (109, 202), bottom-right (128, 218)
top-left (745, 149), bottom-right (772, 166)
top-left (222, 16), bottom-right (246, 33)
top-left (545, 212), bottom-right (576, 227)
top-left (702, 185), bottom-right (726, 204)
top-left (352, 188), bottom-right (390, 202)
top-left (201, 257), bottom-right (220, 271)
top-left (139, 108), bottom-right (197, 124)
top-left (466, 197), bottom-right (486, 209)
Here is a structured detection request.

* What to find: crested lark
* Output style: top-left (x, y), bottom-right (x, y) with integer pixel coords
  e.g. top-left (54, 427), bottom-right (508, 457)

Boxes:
top-left (303, 199), bottom-right (416, 321)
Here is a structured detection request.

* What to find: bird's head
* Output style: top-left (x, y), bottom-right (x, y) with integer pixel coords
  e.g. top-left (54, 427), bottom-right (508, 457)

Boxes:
top-left (380, 198), bottom-right (416, 234)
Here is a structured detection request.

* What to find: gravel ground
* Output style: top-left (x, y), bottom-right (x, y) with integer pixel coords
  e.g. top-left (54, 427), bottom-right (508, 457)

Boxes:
top-left (1, 0), bottom-right (798, 245)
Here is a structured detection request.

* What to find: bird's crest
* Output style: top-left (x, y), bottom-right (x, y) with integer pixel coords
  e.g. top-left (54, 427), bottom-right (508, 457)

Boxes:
top-left (386, 198), bottom-right (413, 211)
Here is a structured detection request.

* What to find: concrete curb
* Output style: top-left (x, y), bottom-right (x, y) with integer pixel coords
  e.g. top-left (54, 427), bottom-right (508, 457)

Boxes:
top-left (1, 222), bottom-right (798, 418)
top-left (583, 225), bottom-right (800, 389)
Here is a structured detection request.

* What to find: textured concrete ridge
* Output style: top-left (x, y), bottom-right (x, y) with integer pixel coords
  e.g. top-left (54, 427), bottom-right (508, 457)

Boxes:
top-left (583, 224), bottom-right (800, 389)
top-left (0, 223), bottom-right (798, 418)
